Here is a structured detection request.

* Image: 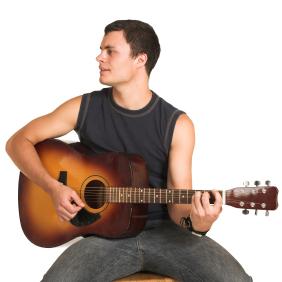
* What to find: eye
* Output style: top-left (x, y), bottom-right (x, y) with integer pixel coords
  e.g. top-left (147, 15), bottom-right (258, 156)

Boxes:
top-left (107, 49), bottom-right (113, 55)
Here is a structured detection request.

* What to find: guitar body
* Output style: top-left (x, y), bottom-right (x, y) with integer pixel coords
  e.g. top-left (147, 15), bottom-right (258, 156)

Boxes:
top-left (18, 139), bottom-right (149, 248)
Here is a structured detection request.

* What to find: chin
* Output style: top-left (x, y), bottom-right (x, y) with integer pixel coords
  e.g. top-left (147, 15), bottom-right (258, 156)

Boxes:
top-left (99, 77), bottom-right (112, 86)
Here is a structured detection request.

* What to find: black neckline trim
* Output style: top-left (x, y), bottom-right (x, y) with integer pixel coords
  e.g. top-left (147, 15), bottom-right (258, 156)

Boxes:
top-left (107, 87), bottom-right (159, 117)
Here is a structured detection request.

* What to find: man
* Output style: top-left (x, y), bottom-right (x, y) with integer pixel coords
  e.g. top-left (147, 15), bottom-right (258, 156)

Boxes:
top-left (6, 20), bottom-right (252, 281)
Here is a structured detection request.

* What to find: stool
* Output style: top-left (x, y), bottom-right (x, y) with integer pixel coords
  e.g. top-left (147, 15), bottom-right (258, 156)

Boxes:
top-left (115, 272), bottom-right (177, 282)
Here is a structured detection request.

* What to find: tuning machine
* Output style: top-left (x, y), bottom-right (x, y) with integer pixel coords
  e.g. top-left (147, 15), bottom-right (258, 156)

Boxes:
top-left (254, 180), bottom-right (261, 186)
top-left (242, 209), bottom-right (249, 215)
top-left (243, 181), bottom-right (250, 187)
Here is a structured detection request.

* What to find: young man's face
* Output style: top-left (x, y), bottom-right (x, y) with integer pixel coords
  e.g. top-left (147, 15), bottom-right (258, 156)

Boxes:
top-left (96, 31), bottom-right (140, 87)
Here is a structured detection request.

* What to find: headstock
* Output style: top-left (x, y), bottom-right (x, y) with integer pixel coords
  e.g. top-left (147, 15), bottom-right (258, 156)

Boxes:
top-left (225, 180), bottom-right (279, 215)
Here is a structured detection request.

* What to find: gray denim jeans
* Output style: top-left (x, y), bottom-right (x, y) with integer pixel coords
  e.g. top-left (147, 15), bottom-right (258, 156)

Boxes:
top-left (42, 219), bottom-right (252, 282)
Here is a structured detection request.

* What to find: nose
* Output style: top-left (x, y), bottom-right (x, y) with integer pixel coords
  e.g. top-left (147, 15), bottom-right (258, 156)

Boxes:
top-left (96, 51), bottom-right (105, 63)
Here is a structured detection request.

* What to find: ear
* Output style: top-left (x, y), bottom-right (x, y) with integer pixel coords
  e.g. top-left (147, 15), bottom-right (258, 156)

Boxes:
top-left (136, 53), bottom-right (148, 68)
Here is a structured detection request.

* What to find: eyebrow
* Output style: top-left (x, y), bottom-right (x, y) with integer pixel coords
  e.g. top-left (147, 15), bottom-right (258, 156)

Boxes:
top-left (100, 45), bottom-right (115, 50)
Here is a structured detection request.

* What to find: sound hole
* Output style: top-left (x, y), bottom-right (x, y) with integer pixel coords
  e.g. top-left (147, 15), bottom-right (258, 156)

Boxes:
top-left (84, 180), bottom-right (106, 209)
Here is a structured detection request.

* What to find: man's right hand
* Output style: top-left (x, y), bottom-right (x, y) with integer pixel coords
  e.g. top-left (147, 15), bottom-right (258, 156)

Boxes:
top-left (49, 183), bottom-right (85, 221)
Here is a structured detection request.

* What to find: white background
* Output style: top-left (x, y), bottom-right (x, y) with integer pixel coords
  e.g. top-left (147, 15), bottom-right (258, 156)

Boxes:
top-left (1, 1), bottom-right (281, 281)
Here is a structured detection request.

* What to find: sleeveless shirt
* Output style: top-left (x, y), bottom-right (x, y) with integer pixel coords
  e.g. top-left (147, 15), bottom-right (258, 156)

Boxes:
top-left (75, 87), bottom-right (185, 219)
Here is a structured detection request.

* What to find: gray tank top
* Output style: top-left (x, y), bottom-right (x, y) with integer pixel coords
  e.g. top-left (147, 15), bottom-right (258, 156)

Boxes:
top-left (75, 87), bottom-right (185, 219)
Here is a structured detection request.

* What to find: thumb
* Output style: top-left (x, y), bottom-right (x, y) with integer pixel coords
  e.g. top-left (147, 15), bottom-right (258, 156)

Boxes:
top-left (71, 191), bottom-right (85, 208)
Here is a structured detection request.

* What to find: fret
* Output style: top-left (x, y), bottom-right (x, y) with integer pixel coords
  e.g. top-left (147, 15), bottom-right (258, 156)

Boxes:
top-left (109, 187), bottom-right (111, 202)
top-left (122, 187), bottom-right (124, 203)
top-left (179, 189), bottom-right (180, 204)
top-left (125, 187), bottom-right (127, 203)
top-left (116, 187), bottom-right (118, 202)
top-left (134, 187), bottom-right (136, 203)
top-left (127, 187), bottom-right (131, 203)
top-left (122, 187), bottom-right (123, 202)
top-left (146, 188), bottom-right (148, 203)
top-left (129, 187), bottom-right (131, 203)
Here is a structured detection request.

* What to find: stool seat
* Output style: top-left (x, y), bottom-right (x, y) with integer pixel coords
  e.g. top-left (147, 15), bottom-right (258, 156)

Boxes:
top-left (115, 272), bottom-right (177, 282)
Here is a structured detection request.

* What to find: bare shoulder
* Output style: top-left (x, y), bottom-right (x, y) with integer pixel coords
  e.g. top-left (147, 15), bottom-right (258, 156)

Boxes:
top-left (50, 95), bottom-right (82, 119)
top-left (171, 113), bottom-right (195, 148)
top-left (11, 95), bottom-right (83, 144)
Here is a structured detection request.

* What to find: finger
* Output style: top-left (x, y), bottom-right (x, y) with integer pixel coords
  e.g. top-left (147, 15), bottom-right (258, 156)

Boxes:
top-left (191, 194), bottom-right (197, 214)
top-left (71, 191), bottom-right (85, 208)
top-left (58, 216), bottom-right (64, 222)
top-left (61, 210), bottom-right (77, 221)
top-left (59, 203), bottom-right (78, 219)
top-left (63, 200), bottom-right (81, 214)
top-left (192, 191), bottom-right (204, 215)
top-left (64, 193), bottom-right (84, 213)
top-left (201, 192), bottom-right (212, 212)
top-left (212, 190), bottom-right (223, 211)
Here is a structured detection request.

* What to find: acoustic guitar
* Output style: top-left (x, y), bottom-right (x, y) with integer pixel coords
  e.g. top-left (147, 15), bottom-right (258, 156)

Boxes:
top-left (18, 139), bottom-right (279, 248)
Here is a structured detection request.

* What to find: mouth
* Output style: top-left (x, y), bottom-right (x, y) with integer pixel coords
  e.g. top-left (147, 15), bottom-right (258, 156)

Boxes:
top-left (99, 67), bottom-right (110, 73)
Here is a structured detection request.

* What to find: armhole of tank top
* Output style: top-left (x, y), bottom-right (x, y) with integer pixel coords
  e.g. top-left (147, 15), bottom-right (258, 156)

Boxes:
top-left (163, 110), bottom-right (185, 154)
top-left (74, 93), bottom-right (91, 135)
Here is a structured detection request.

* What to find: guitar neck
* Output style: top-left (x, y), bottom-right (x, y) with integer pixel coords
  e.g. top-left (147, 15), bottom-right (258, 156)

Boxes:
top-left (85, 185), bottom-right (278, 210)
top-left (102, 188), bottom-right (223, 204)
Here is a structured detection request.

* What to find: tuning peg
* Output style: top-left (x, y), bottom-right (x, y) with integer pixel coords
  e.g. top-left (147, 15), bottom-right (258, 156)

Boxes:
top-left (265, 180), bottom-right (271, 186)
top-left (243, 181), bottom-right (250, 187)
top-left (242, 209), bottom-right (249, 215)
top-left (265, 210), bottom-right (269, 216)
top-left (255, 209), bottom-right (258, 215)
top-left (254, 180), bottom-right (261, 186)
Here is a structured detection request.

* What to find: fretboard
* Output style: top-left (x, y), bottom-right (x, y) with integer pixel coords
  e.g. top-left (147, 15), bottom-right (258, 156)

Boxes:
top-left (99, 187), bottom-right (223, 204)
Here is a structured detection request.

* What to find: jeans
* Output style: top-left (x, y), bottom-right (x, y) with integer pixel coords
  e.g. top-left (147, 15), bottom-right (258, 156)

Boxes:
top-left (42, 219), bottom-right (252, 282)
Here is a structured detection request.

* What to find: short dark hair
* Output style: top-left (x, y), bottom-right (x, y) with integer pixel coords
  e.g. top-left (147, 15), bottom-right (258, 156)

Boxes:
top-left (104, 20), bottom-right (161, 76)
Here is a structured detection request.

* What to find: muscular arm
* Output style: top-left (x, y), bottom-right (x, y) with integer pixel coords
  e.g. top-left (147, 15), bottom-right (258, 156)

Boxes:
top-left (6, 96), bottom-right (85, 220)
top-left (167, 114), bottom-right (222, 232)
top-left (167, 114), bottom-right (194, 223)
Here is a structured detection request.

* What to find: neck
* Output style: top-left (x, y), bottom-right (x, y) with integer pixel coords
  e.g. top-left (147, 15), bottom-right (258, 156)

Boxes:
top-left (112, 77), bottom-right (152, 110)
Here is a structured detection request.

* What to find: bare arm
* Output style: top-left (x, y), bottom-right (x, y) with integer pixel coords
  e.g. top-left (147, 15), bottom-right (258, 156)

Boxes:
top-left (6, 96), bottom-right (85, 220)
top-left (167, 114), bottom-right (194, 223)
top-left (167, 114), bottom-right (222, 232)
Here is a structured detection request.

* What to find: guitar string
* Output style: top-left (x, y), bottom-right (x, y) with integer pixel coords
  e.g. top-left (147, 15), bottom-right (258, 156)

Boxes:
top-left (68, 187), bottom-right (271, 204)
top-left (82, 190), bottom-right (269, 196)
top-left (81, 187), bottom-right (270, 191)
top-left (78, 198), bottom-right (270, 206)
top-left (78, 200), bottom-right (272, 211)
top-left (83, 190), bottom-right (268, 194)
